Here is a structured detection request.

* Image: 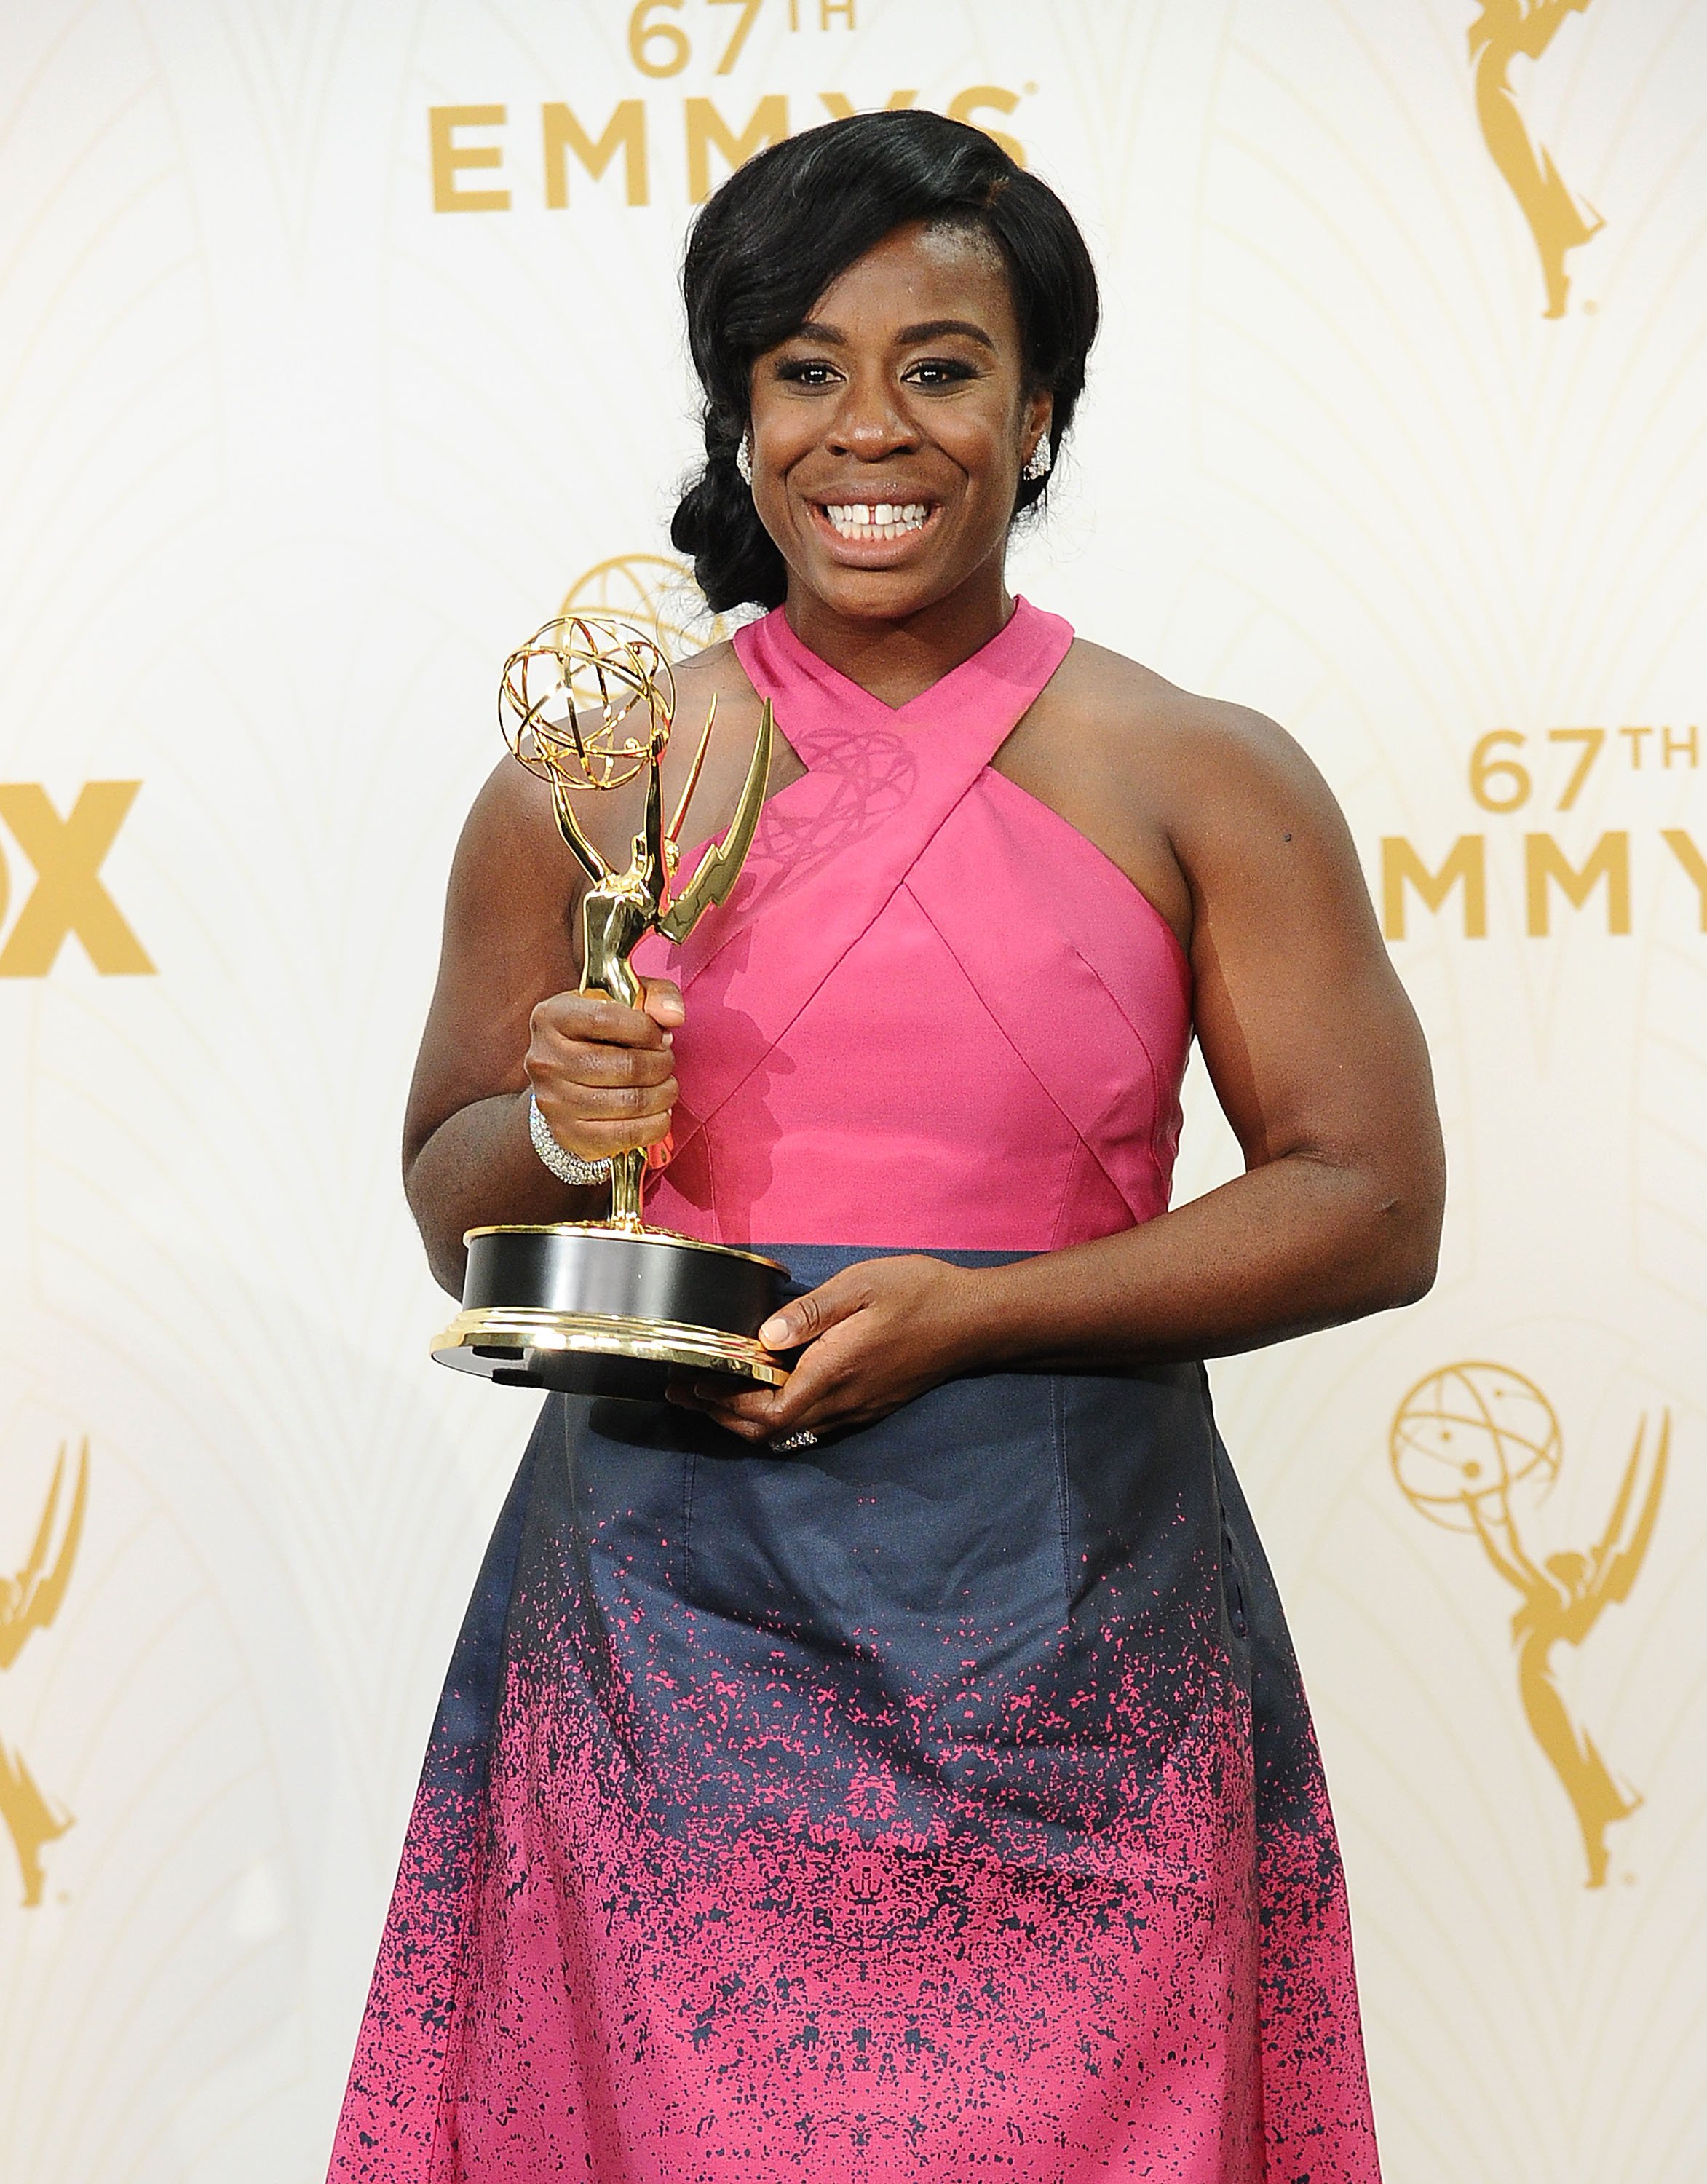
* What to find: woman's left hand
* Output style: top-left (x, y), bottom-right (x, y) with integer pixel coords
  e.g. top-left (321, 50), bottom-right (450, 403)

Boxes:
top-left (668, 1254), bottom-right (986, 1443)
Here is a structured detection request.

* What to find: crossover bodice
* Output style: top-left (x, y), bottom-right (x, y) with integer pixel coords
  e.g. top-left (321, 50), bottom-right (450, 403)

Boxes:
top-left (631, 598), bottom-right (1192, 1251)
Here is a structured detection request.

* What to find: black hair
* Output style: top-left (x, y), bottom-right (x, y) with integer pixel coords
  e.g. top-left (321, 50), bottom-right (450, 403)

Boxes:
top-left (669, 110), bottom-right (1100, 613)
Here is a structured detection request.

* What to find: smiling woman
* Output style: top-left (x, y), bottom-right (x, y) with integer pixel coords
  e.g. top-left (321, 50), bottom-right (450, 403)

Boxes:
top-left (332, 110), bottom-right (1441, 2184)
top-left (670, 115), bottom-right (1092, 622)
top-left (745, 231), bottom-right (1053, 628)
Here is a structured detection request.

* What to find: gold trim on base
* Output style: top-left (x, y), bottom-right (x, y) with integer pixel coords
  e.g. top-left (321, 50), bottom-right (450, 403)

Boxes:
top-left (432, 1305), bottom-right (788, 1386)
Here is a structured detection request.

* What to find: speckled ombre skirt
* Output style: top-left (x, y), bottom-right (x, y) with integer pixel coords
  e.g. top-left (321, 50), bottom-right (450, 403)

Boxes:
top-left (330, 1248), bottom-right (1380, 2183)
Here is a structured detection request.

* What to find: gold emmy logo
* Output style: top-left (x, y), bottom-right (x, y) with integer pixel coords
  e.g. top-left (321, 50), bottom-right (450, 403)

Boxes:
top-left (559, 554), bottom-right (730, 661)
top-left (1, 1441), bottom-right (89, 1906)
top-left (1469, 1), bottom-right (1605, 317)
top-left (1392, 1364), bottom-right (1667, 1888)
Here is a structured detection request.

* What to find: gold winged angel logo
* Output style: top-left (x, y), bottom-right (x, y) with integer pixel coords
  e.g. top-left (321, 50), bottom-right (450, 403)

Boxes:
top-left (1469, 0), bottom-right (1605, 317)
top-left (1393, 1366), bottom-right (1666, 1888)
top-left (1, 1440), bottom-right (89, 1906)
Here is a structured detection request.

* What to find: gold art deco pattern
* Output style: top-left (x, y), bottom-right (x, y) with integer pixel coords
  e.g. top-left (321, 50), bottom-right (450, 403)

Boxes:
top-left (0, 3), bottom-right (1703, 2181)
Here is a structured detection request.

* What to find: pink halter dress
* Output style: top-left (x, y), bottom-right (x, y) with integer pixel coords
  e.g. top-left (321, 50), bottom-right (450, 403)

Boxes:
top-left (330, 600), bottom-right (1381, 2183)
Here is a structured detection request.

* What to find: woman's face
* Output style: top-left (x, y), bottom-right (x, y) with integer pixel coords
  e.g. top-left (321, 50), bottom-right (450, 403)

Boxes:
top-left (746, 220), bottom-right (1051, 625)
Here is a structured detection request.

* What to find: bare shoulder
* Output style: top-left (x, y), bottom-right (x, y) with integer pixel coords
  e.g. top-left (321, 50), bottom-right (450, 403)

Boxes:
top-left (671, 636), bottom-right (767, 719)
top-left (455, 751), bottom-right (577, 893)
top-left (1008, 633), bottom-right (1367, 943)
top-left (1049, 636), bottom-right (1333, 818)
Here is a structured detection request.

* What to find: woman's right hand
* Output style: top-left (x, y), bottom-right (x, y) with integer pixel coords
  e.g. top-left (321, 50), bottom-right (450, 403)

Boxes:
top-left (524, 976), bottom-right (685, 1165)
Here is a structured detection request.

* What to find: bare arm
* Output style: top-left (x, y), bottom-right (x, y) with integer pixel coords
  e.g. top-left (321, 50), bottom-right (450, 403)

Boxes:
top-left (968, 704), bottom-right (1443, 1366)
top-left (403, 761), bottom-right (681, 1296)
top-left (403, 646), bottom-right (789, 1297)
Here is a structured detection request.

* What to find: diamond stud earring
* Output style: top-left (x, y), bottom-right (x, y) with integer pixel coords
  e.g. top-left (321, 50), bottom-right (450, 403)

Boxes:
top-left (735, 438), bottom-right (754, 486)
top-left (1022, 437), bottom-right (1053, 482)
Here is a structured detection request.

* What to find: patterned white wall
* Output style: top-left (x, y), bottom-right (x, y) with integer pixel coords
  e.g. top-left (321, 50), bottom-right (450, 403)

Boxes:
top-left (1, 3), bottom-right (1702, 2177)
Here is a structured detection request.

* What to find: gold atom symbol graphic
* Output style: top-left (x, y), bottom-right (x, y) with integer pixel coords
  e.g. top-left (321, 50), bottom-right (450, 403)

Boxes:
top-left (1390, 1361), bottom-right (1562, 1532)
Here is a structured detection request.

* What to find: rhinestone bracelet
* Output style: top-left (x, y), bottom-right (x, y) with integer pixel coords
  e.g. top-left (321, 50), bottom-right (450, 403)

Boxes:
top-left (528, 1093), bottom-right (611, 1190)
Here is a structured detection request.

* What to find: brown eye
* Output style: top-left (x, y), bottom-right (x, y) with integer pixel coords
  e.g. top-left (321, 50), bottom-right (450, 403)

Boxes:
top-left (775, 360), bottom-right (841, 388)
top-left (905, 358), bottom-right (978, 388)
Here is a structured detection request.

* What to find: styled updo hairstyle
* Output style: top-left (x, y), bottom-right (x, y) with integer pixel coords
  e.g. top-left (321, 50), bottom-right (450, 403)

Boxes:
top-left (670, 110), bottom-right (1100, 613)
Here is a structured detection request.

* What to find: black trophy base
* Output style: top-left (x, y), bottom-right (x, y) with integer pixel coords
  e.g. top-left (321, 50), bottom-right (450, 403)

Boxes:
top-left (431, 1223), bottom-right (791, 1403)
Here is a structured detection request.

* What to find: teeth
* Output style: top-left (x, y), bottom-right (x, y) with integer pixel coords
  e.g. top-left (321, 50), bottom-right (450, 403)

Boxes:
top-left (823, 502), bottom-right (930, 541)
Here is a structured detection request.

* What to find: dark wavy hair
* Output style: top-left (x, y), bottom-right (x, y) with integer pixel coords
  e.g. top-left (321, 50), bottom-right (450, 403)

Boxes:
top-left (670, 111), bottom-right (1100, 614)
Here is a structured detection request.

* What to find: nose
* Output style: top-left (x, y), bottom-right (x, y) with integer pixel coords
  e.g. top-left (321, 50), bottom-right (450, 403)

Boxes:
top-left (825, 371), bottom-right (919, 462)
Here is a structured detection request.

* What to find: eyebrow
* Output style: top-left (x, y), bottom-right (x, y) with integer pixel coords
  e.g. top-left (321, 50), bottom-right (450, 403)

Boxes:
top-left (788, 317), bottom-right (997, 352)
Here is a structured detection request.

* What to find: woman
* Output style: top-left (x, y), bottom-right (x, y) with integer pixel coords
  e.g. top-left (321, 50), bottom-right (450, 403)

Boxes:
top-left (333, 111), bottom-right (1443, 2183)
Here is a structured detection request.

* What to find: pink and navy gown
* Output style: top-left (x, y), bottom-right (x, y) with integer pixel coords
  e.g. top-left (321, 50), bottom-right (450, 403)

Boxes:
top-left (331, 601), bottom-right (1382, 2183)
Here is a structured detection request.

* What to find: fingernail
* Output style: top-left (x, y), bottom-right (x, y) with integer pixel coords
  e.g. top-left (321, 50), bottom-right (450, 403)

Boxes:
top-left (759, 1317), bottom-right (789, 1348)
top-left (662, 1032), bottom-right (673, 1047)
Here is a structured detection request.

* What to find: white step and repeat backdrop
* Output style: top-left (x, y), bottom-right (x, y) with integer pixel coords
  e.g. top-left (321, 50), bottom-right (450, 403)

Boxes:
top-left (1, 2), bottom-right (1703, 2177)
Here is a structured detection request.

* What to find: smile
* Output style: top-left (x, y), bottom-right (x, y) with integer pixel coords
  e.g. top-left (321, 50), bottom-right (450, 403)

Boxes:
top-left (820, 502), bottom-right (933, 541)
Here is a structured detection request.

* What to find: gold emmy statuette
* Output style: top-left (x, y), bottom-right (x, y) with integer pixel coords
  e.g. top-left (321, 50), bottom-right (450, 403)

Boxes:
top-left (432, 614), bottom-right (786, 1403)
top-left (1468, 0), bottom-right (1604, 319)
top-left (1392, 1363), bottom-right (1668, 1888)
top-left (1, 1439), bottom-right (88, 1907)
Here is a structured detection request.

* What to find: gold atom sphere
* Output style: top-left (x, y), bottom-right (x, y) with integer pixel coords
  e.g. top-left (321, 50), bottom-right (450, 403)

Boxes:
top-left (1390, 1361), bottom-right (1563, 1532)
top-left (499, 614), bottom-right (677, 794)
top-left (559, 553), bottom-right (730, 662)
